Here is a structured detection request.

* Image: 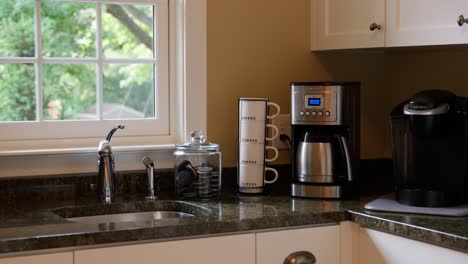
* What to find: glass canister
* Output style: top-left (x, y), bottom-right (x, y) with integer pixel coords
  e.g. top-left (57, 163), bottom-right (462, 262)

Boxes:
top-left (174, 131), bottom-right (222, 200)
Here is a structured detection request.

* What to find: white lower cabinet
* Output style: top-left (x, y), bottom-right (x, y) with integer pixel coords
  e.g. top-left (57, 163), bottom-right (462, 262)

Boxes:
top-left (75, 226), bottom-right (339, 264)
top-left (256, 225), bottom-right (341, 264)
top-left (0, 252), bottom-right (72, 264)
top-left (358, 227), bottom-right (468, 264)
top-left (75, 233), bottom-right (255, 264)
top-left (74, 226), bottom-right (340, 264)
top-left (2, 223), bottom-right (467, 263)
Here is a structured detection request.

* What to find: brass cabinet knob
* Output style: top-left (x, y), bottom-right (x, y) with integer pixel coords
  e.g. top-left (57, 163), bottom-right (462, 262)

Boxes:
top-left (283, 251), bottom-right (316, 264)
top-left (370, 23), bottom-right (382, 31)
top-left (458, 15), bottom-right (468, 26)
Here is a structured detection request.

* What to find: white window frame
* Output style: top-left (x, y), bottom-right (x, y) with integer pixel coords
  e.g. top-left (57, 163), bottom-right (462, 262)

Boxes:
top-left (0, 0), bottom-right (170, 151)
top-left (0, 0), bottom-right (207, 177)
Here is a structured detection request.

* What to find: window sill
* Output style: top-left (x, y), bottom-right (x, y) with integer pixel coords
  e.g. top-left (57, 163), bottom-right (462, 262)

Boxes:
top-left (0, 144), bottom-right (176, 157)
top-left (0, 145), bottom-right (178, 178)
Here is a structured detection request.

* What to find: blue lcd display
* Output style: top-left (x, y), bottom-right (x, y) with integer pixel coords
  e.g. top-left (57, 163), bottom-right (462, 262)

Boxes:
top-left (308, 98), bottom-right (321, 106)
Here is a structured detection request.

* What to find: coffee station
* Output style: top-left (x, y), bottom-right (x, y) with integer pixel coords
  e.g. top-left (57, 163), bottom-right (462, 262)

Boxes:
top-left (235, 83), bottom-right (468, 213)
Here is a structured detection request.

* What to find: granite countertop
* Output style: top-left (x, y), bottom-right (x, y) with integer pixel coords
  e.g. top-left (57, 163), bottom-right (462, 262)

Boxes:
top-left (0, 193), bottom-right (467, 255)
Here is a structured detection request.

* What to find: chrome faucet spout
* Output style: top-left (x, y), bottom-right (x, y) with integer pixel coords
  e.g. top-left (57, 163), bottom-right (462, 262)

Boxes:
top-left (106, 125), bottom-right (125, 141)
top-left (98, 125), bottom-right (125, 202)
top-left (143, 157), bottom-right (157, 200)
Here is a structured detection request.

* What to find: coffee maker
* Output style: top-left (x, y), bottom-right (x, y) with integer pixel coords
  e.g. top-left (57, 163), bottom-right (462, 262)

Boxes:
top-left (390, 90), bottom-right (468, 207)
top-left (291, 82), bottom-right (360, 198)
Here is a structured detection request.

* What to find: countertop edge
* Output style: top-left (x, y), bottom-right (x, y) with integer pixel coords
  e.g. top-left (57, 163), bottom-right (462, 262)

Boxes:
top-left (0, 211), bottom-right (349, 255)
top-left (1, 208), bottom-right (467, 256)
top-left (348, 210), bottom-right (468, 254)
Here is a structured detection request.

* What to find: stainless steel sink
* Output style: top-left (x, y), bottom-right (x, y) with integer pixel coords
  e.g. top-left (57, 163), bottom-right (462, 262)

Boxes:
top-left (67, 210), bottom-right (194, 224)
top-left (52, 200), bottom-right (210, 225)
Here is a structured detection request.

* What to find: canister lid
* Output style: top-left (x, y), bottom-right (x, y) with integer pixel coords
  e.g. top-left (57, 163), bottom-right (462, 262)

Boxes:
top-left (175, 131), bottom-right (219, 151)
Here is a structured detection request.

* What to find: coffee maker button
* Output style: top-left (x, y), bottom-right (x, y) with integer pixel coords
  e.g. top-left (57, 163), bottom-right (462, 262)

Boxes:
top-left (311, 111), bottom-right (317, 116)
top-left (325, 111), bottom-right (330, 116)
top-left (318, 111), bottom-right (324, 116)
top-left (305, 111), bottom-right (311, 116)
top-left (299, 111), bottom-right (305, 116)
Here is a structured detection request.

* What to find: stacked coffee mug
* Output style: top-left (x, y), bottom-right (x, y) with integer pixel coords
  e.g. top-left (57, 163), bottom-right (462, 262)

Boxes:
top-left (238, 98), bottom-right (280, 194)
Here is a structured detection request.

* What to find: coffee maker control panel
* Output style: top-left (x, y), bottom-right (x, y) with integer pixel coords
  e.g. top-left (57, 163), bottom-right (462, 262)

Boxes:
top-left (292, 84), bottom-right (341, 125)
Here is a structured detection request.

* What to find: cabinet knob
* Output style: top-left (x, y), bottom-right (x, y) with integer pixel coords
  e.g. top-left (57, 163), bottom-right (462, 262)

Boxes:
top-left (458, 15), bottom-right (468, 26)
top-left (369, 23), bottom-right (382, 31)
top-left (283, 251), bottom-right (316, 264)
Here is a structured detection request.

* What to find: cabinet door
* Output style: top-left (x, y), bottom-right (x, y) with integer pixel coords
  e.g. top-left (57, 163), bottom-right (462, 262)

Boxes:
top-left (0, 252), bottom-right (72, 264)
top-left (256, 225), bottom-right (340, 264)
top-left (359, 228), bottom-right (468, 264)
top-left (387, 0), bottom-right (468, 47)
top-left (75, 233), bottom-right (255, 264)
top-left (311, 0), bottom-right (385, 50)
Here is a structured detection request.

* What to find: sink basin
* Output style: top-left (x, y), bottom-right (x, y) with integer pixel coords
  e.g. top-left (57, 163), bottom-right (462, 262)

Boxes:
top-left (52, 200), bottom-right (210, 225)
top-left (67, 210), bottom-right (194, 224)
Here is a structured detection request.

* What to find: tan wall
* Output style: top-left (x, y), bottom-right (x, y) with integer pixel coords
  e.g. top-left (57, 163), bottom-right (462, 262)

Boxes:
top-left (207, 0), bottom-right (329, 167)
top-left (207, 0), bottom-right (468, 167)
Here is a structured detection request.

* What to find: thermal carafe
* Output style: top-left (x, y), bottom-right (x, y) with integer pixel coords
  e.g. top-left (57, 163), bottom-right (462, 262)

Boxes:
top-left (291, 82), bottom-right (360, 199)
top-left (296, 134), bottom-right (333, 182)
top-left (390, 90), bottom-right (468, 207)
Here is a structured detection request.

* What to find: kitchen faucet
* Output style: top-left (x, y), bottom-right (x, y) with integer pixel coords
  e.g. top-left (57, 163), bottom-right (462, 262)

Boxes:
top-left (97, 124), bottom-right (125, 202)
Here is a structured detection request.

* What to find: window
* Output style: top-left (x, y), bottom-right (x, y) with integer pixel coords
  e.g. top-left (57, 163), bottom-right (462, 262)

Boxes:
top-left (0, 0), bottom-right (206, 177)
top-left (0, 0), bottom-right (172, 152)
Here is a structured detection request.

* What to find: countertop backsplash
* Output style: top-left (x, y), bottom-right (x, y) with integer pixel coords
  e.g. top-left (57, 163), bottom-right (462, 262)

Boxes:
top-left (0, 159), bottom-right (394, 207)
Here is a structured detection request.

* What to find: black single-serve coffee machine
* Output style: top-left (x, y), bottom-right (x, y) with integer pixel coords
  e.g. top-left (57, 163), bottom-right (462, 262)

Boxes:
top-left (390, 90), bottom-right (468, 207)
top-left (291, 82), bottom-right (360, 199)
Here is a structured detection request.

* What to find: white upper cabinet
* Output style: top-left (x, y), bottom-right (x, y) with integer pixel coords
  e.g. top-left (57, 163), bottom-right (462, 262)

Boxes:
top-left (311, 0), bottom-right (385, 50)
top-left (312, 0), bottom-right (468, 50)
top-left (386, 0), bottom-right (468, 47)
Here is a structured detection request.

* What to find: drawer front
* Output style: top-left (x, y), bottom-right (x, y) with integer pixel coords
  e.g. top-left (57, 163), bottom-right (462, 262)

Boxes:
top-left (257, 225), bottom-right (340, 264)
top-left (75, 233), bottom-right (255, 264)
top-left (0, 252), bottom-right (72, 264)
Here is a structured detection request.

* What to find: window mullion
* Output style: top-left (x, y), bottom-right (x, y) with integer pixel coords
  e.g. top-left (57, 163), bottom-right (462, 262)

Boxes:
top-left (42, 58), bottom-right (98, 64)
top-left (153, 5), bottom-right (158, 119)
top-left (34, 0), bottom-right (43, 122)
top-left (96, 3), bottom-right (103, 120)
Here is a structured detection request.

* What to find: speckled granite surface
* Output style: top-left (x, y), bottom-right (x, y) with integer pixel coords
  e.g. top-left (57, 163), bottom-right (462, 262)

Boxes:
top-left (0, 194), bottom-right (350, 254)
top-left (0, 169), bottom-right (466, 255)
top-left (347, 205), bottom-right (468, 253)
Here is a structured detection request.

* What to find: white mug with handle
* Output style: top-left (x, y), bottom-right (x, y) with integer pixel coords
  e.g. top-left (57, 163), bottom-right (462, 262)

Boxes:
top-left (239, 121), bottom-right (279, 144)
top-left (238, 164), bottom-right (279, 194)
top-left (239, 98), bottom-right (281, 121)
top-left (238, 144), bottom-right (279, 165)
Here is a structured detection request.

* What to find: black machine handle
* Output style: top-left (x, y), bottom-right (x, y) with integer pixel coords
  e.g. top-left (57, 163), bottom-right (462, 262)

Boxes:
top-left (338, 136), bottom-right (352, 182)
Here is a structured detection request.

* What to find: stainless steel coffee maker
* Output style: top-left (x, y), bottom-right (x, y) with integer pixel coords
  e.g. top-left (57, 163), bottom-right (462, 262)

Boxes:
top-left (291, 82), bottom-right (360, 198)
